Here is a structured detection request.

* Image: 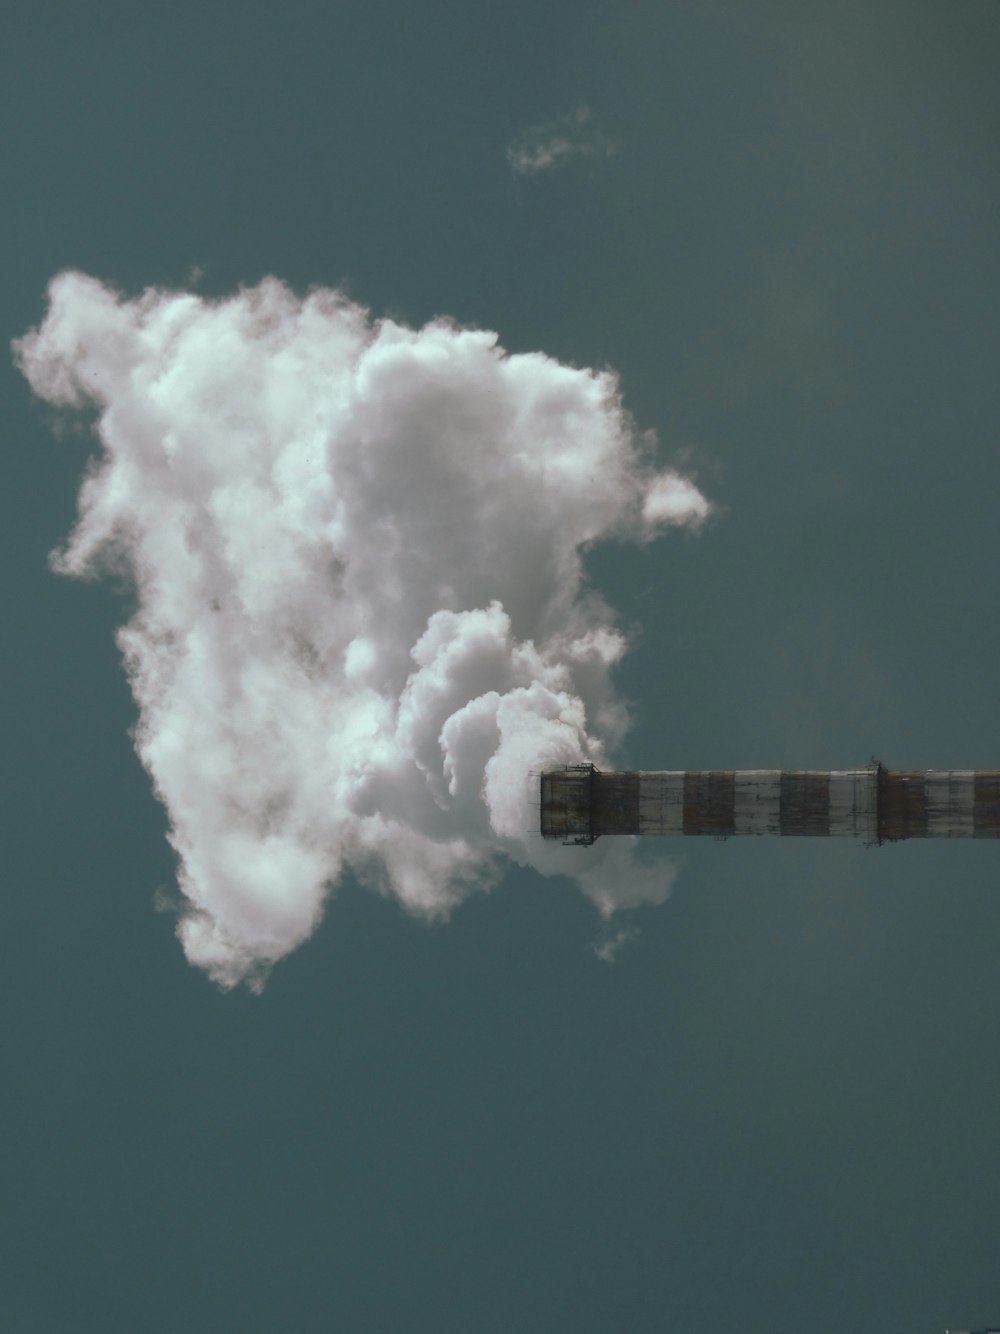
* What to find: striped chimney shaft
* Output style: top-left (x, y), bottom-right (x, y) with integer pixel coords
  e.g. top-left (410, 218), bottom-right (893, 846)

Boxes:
top-left (539, 763), bottom-right (1000, 845)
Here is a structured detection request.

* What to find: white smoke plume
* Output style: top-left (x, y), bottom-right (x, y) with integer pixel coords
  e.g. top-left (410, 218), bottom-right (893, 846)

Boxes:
top-left (15, 272), bottom-right (711, 988)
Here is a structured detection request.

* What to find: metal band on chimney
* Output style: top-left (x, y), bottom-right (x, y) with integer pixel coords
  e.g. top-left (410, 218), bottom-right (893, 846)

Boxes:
top-left (733, 771), bottom-right (781, 834)
top-left (925, 771), bottom-right (975, 836)
top-left (974, 774), bottom-right (1000, 837)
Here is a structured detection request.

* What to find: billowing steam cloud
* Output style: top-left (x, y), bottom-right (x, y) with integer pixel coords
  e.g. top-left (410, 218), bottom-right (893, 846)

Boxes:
top-left (15, 273), bottom-right (711, 988)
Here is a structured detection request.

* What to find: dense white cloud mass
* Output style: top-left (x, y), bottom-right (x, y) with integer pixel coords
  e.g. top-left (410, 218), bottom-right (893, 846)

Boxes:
top-left (505, 104), bottom-right (617, 177)
top-left (15, 272), bottom-right (710, 987)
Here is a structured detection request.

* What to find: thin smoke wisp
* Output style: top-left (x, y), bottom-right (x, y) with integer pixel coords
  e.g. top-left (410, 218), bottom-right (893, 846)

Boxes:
top-left (15, 273), bottom-right (711, 987)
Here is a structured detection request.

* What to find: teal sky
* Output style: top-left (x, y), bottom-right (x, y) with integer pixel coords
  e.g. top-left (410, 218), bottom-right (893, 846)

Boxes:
top-left (4, 3), bottom-right (1000, 1330)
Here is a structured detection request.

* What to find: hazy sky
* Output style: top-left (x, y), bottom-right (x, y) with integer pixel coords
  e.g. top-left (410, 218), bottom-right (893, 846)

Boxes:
top-left (4, 3), bottom-right (1000, 1331)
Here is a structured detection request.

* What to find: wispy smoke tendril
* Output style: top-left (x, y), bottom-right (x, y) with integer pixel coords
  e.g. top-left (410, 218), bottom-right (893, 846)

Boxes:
top-left (505, 104), bottom-right (617, 177)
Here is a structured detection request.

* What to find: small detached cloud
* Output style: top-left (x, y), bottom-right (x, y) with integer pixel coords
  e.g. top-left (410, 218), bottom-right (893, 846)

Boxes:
top-left (505, 104), bottom-right (617, 178)
top-left (592, 923), bottom-right (638, 964)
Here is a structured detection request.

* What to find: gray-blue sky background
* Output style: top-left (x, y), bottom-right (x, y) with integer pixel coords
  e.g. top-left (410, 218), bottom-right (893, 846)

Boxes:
top-left (4, 2), bottom-right (999, 1330)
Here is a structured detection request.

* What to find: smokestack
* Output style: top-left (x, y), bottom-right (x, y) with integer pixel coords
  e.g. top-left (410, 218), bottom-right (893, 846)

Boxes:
top-left (540, 764), bottom-right (1000, 845)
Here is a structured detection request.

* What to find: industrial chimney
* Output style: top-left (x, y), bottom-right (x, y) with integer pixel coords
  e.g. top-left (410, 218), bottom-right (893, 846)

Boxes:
top-left (539, 763), bottom-right (1000, 845)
